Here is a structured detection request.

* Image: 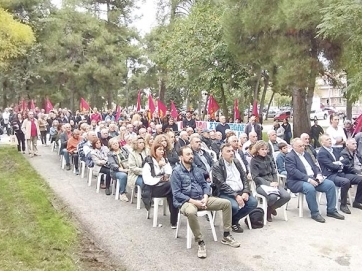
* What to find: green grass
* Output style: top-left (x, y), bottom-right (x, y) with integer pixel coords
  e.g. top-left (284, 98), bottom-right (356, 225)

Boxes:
top-left (0, 147), bottom-right (79, 271)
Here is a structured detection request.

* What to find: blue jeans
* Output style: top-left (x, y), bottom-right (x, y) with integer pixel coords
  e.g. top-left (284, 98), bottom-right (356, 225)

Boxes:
top-left (302, 179), bottom-right (337, 218)
top-left (220, 194), bottom-right (258, 225)
top-left (135, 176), bottom-right (144, 187)
top-left (62, 149), bottom-right (70, 165)
top-left (115, 172), bottom-right (127, 194)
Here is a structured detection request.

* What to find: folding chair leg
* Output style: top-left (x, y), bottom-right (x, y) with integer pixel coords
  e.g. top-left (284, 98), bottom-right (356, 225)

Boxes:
top-left (207, 212), bottom-right (217, 242)
top-left (175, 211), bottom-right (181, 239)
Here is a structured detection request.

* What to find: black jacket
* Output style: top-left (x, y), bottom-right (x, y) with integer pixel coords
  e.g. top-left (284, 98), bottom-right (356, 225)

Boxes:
top-left (192, 149), bottom-right (213, 178)
top-left (340, 148), bottom-right (362, 175)
top-left (212, 158), bottom-right (250, 197)
top-left (250, 155), bottom-right (277, 187)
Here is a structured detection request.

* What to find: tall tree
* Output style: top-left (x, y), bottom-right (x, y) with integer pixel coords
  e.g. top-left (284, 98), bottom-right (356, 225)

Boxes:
top-left (223, 0), bottom-right (342, 136)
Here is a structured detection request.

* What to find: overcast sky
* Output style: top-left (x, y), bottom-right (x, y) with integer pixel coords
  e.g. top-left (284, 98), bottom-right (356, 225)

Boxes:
top-left (51, 0), bottom-right (158, 34)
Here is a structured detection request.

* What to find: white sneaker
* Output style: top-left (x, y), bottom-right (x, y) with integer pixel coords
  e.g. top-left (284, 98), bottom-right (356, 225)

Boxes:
top-left (197, 242), bottom-right (207, 258)
top-left (120, 193), bottom-right (129, 202)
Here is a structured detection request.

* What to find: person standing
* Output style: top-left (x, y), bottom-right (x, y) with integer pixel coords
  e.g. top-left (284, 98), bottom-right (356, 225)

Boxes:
top-left (11, 113), bottom-right (26, 153)
top-left (215, 116), bottom-right (230, 141)
top-left (310, 120), bottom-right (324, 148)
top-left (244, 115), bottom-right (262, 140)
top-left (281, 118), bottom-right (292, 144)
top-left (21, 111), bottom-right (41, 157)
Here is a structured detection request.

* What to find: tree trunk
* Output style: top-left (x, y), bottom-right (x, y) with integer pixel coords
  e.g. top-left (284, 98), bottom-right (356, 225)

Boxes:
top-left (346, 99), bottom-right (352, 120)
top-left (2, 80), bottom-right (8, 108)
top-left (265, 90), bottom-right (275, 120)
top-left (258, 71), bottom-right (269, 125)
top-left (254, 69), bottom-right (262, 101)
top-left (292, 87), bottom-right (310, 137)
top-left (220, 84), bottom-right (228, 119)
top-left (158, 77), bottom-right (166, 103)
top-left (202, 93), bottom-right (209, 120)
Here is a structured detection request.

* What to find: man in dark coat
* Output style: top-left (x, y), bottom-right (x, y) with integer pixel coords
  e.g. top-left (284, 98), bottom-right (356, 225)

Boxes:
top-left (285, 138), bottom-right (344, 223)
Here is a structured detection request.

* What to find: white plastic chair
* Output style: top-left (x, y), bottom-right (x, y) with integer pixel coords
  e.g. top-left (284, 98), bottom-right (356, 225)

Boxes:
top-left (175, 210), bottom-right (217, 249)
top-left (146, 197), bottom-right (168, 227)
top-left (87, 167), bottom-right (93, 186)
top-left (250, 180), bottom-right (288, 224)
top-left (130, 185), bottom-right (142, 209)
top-left (80, 161), bottom-right (86, 178)
top-left (96, 173), bottom-right (106, 193)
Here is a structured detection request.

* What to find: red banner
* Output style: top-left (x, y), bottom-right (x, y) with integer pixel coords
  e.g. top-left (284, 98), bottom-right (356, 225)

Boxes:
top-left (170, 101), bottom-right (178, 119)
top-left (80, 98), bottom-right (90, 111)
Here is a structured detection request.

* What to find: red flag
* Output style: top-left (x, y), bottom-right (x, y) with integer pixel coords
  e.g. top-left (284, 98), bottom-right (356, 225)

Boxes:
top-left (252, 100), bottom-right (259, 121)
top-left (158, 100), bottom-right (167, 118)
top-left (80, 98), bottom-right (90, 112)
top-left (30, 99), bottom-right (35, 110)
top-left (136, 91), bottom-right (141, 111)
top-left (207, 95), bottom-right (219, 118)
top-left (170, 101), bottom-right (178, 119)
top-left (148, 94), bottom-right (155, 119)
top-left (353, 113), bottom-right (362, 135)
top-left (45, 98), bottom-right (53, 113)
top-left (115, 105), bottom-right (121, 121)
top-left (234, 99), bottom-right (240, 121)
top-left (22, 99), bottom-right (27, 112)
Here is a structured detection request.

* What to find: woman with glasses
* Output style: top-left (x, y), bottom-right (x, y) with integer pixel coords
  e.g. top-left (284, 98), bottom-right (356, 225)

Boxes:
top-left (91, 138), bottom-right (112, 195)
top-left (128, 136), bottom-right (148, 190)
top-left (108, 137), bottom-right (130, 201)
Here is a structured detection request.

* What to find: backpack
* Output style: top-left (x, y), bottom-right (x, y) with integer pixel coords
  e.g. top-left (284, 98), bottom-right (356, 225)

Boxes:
top-left (85, 151), bottom-right (94, 168)
top-left (245, 207), bottom-right (264, 229)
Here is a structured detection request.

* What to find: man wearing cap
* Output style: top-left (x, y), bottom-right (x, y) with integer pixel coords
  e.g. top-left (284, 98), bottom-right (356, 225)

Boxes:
top-left (200, 129), bottom-right (212, 149)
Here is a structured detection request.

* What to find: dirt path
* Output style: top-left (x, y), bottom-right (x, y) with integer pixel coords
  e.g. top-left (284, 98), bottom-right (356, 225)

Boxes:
top-left (14, 140), bottom-right (362, 271)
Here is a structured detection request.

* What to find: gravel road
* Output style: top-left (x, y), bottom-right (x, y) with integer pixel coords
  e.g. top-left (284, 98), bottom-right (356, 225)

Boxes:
top-left (4, 136), bottom-right (361, 271)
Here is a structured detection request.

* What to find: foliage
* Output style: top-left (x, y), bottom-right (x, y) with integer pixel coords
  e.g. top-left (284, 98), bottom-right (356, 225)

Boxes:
top-left (146, 0), bottom-right (249, 117)
top-left (0, 8), bottom-right (35, 64)
top-left (222, 0), bottom-right (342, 136)
top-left (318, 0), bottom-right (362, 102)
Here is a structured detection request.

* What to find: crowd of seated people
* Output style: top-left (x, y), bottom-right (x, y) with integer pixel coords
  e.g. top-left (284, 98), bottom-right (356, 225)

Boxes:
top-left (10, 107), bottom-right (362, 259)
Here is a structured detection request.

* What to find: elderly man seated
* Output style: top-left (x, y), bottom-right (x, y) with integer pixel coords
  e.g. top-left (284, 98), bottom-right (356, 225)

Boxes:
top-left (340, 138), bottom-right (362, 175)
top-left (285, 138), bottom-right (344, 223)
top-left (267, 130), bottom-right (287, 159)
top-left (317, 134), bottom-right (362, 214)
top-left (243, 131), bottom-right (258, 152)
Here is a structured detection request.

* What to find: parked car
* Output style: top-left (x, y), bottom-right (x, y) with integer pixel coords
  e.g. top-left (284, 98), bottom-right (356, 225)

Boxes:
top-left (322, 107), bottom-right (338, 116)
top-left (310, 109), bottom-right (327, 120)
top-left (274, 111), bottom-right (291, 121)
top-left (266, 109), bottom-right (280, 118)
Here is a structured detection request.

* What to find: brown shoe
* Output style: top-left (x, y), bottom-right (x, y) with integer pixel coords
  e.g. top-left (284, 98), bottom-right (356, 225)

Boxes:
top-left (100, 184), bottom-right (106, 189)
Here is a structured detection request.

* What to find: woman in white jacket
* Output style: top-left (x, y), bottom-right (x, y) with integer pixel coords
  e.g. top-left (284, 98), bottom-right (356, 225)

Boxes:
top-left (142, 142), bottom-right (178, 228)
top-left (128, 136), bottom-right (149, 190)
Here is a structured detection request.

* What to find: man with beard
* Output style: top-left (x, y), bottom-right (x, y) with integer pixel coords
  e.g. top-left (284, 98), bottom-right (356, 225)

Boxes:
top-left (171, 146), bottom-right (240, 259)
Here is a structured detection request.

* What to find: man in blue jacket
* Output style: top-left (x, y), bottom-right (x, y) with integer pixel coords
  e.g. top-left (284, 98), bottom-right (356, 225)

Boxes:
top-left (317, 134), bottom-right (362, 214)
top-left (285, 138), bottom-right (344, 223)
top-left (171, 146), bottom-right (240, 259)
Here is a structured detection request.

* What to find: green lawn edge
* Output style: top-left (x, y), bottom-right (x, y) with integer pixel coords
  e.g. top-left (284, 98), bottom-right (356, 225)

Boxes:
top-left (0, 146), bottom-right (79, 271)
